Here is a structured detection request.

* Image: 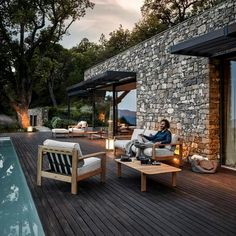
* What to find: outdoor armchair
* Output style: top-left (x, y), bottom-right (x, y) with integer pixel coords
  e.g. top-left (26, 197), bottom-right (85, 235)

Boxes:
top-left (37, 139), bottom-right (106, 194)
top-left (143, 134), bottom-right (183, 165)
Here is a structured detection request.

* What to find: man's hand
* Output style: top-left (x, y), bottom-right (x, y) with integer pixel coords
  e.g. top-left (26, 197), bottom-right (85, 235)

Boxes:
top-left (139, 134), bottom-right (144, 137)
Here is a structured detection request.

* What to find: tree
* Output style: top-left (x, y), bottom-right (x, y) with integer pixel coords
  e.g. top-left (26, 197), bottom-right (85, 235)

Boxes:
top-left (71, 38), bottom-right (104, 68)
top-left (141, 0), bottom-right (225, 26)
top-left (0, 0), bottom-right (94, 128)
top-left (130, 14), bottom-right (167, 44)
top-left (32, 44), bottom-right (74, 108)
top-left (99, 25), bottom-right (131, 59)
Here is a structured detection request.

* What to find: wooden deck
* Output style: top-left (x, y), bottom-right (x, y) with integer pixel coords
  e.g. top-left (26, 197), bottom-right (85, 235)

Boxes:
top-left (2, 132), bottom-right (236, 235)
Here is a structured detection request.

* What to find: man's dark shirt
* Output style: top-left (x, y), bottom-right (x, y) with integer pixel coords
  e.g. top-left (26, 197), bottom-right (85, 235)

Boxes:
top-left (143, 130), bottom-right (172, 144)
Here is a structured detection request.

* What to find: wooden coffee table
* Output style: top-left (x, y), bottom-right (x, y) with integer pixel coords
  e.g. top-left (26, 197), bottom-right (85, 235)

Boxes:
top-left (115, 159), bottom-right (181, 192)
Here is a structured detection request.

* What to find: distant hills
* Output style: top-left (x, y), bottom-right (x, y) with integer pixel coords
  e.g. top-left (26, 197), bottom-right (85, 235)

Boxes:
top-left (118, 109), bottom-right (136, 125)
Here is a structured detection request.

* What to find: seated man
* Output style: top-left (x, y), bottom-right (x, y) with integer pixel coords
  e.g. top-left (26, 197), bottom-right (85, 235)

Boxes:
top-left (125, 119), bottom-right (172, 157)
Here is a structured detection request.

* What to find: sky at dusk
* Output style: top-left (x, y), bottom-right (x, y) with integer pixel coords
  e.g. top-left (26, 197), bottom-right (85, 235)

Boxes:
top-left (60, 0), bottom-right (144, 48)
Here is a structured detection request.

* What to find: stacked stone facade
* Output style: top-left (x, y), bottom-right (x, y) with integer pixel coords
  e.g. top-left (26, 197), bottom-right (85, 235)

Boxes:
top-left (28, 107), bottom-right (48, 126)
top-left (84, 0), bottom-right (236, 159)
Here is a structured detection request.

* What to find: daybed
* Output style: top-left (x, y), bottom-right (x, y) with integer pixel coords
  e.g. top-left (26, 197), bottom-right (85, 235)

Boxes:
top-left (68, 121), bottom-right (88, 136)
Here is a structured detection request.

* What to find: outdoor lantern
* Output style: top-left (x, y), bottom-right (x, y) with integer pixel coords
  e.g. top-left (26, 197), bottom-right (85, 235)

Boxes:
top-left (27, 126), bottom-right (33, 132)
top-left (174, 145), bottom-right (179, 155)
top-left (106, 138), bottom-right (114, 150)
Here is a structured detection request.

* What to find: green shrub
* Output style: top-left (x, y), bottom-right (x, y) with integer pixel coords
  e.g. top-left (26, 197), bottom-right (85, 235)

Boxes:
top-left (0, 122), bottom-right (20, 132)
top-left (51, 117), bottom-right (62, 128)
top-left (50, 117), bottom-right (76, 128)
top-left (48, 107), bottom-right (59, 120)
top-left (43, 120), bottom-right (52, 128)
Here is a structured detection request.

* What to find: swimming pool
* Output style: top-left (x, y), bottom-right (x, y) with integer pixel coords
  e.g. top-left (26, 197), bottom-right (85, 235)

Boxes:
top-left (0, 137), bottom-right (45, 236)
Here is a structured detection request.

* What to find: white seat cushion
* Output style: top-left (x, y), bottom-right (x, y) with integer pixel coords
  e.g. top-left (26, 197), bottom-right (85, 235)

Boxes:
top-left (52, 128), bottom-right (69, 134)
top-left (114, 140), bottom-right (130, 149)
top-left (76, 157), bottom-right (101, 176)
top-left (143, 148), bottom-right (174, 157)
top-left (68, 127), bottom-right (85, 133)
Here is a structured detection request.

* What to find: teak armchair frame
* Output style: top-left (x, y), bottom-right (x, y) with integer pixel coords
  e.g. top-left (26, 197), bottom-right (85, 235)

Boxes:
top-left (37, 145), bottom-right (106, 194)
top-left (151, 137), bottom-right (183, 165)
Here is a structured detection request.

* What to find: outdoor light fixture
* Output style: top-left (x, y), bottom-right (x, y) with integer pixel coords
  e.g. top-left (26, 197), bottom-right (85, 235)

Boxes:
top-left (106, 138), bottom-right (114, 150)
top-left (27, 126), bottom-right (33, 132)
top-left (173, 158), bottom-right (179, 165)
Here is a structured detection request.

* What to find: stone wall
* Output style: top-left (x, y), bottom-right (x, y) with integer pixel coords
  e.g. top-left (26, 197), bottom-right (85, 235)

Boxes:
top-left (28, 107), bottom-right (48, 126)
top-left (84, 0), bottom-right (236, 159)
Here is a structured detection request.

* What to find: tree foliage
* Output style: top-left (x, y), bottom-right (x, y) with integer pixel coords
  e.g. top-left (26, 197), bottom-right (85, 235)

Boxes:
top-left (32, 44), bottom-right (75, 107)
top-left (130, 14), bottom-right (167, 44)
top-left (141, 0), bottom-right (225, 26)
top-left (0, 0), bottom-right (94, 127)
top-left (101, 25), bottom-right (131, 57)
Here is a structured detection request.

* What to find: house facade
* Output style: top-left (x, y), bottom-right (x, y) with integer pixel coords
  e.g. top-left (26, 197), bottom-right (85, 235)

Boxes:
top-left (82, 0), bottom-right (236, 166)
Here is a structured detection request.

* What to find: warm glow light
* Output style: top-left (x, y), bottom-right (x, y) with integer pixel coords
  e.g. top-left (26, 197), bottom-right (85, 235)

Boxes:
top-left (173, 158), bottom-right (179, 164)
top-left (98, 112), bottom-right (105, 122)
top-left (17, 110), bottom-right (30, 128)
top-left (106, 139), bottom-right (114, 150)
top-left (174, 146), bottom-right (179, 155)
top-left (27, 126), bottom-right (33, 132)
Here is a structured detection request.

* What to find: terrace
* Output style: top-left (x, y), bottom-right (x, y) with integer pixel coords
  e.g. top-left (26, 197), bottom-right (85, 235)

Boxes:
top-left (1, 132), bottom-right (236, 235)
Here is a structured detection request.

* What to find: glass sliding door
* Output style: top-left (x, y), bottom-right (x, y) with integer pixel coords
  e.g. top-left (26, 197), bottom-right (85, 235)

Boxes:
top-left (225, 60), bottom-right (236, 167)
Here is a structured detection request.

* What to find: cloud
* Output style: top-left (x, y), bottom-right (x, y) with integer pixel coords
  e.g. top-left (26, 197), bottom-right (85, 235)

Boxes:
top-left (60, 0), bottom-right (144, 48)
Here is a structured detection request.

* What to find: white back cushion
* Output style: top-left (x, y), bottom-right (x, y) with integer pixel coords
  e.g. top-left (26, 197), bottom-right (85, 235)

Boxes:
top-left (144, 129), bottom-right (157, 136)
top-left (131, 129), bottom-right (144, 140)
top-left (171, 134), bottom-right (179, 143)
top-left (43, 139), bottom-right (83, 157)
top-left (77, 121), bottom-right (88, 128)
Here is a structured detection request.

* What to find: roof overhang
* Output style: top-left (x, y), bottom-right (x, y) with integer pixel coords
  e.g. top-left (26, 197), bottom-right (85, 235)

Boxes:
top-left (67, 70), bottom-right (136, 97)
top-left (170, 22), bottom-right (236, 57)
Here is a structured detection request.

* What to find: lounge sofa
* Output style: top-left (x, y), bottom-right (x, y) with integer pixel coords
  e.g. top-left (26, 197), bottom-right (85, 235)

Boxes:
top-left (113, 128), bottom-right (183, 164)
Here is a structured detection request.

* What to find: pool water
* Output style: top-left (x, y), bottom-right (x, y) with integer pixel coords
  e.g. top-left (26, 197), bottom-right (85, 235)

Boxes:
top-left (0, 137), bottom-right (45, 236)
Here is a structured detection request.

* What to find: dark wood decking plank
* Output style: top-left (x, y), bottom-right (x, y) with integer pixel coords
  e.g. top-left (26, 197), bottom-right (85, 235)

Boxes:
top-left (71, 187), bottom-right (129, 236)
top-left (106, 162), bottom-right (236, 235)
top-left (80, 180), bottom-right (152, 236)
top-left (104, 167), bottom-right (213, 236)
top-left (93, 166), bottom-right (197, 235)
top-left (12, 135), bottom-right (66, 236)
top-left (3, 132), bottom-right (236, 236)
top-left (89, 179), bottom-right (182, 235)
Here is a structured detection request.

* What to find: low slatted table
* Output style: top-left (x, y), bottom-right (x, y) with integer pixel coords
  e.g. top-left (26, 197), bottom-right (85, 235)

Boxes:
top-left (115, 159), bottom-right (181, 192)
